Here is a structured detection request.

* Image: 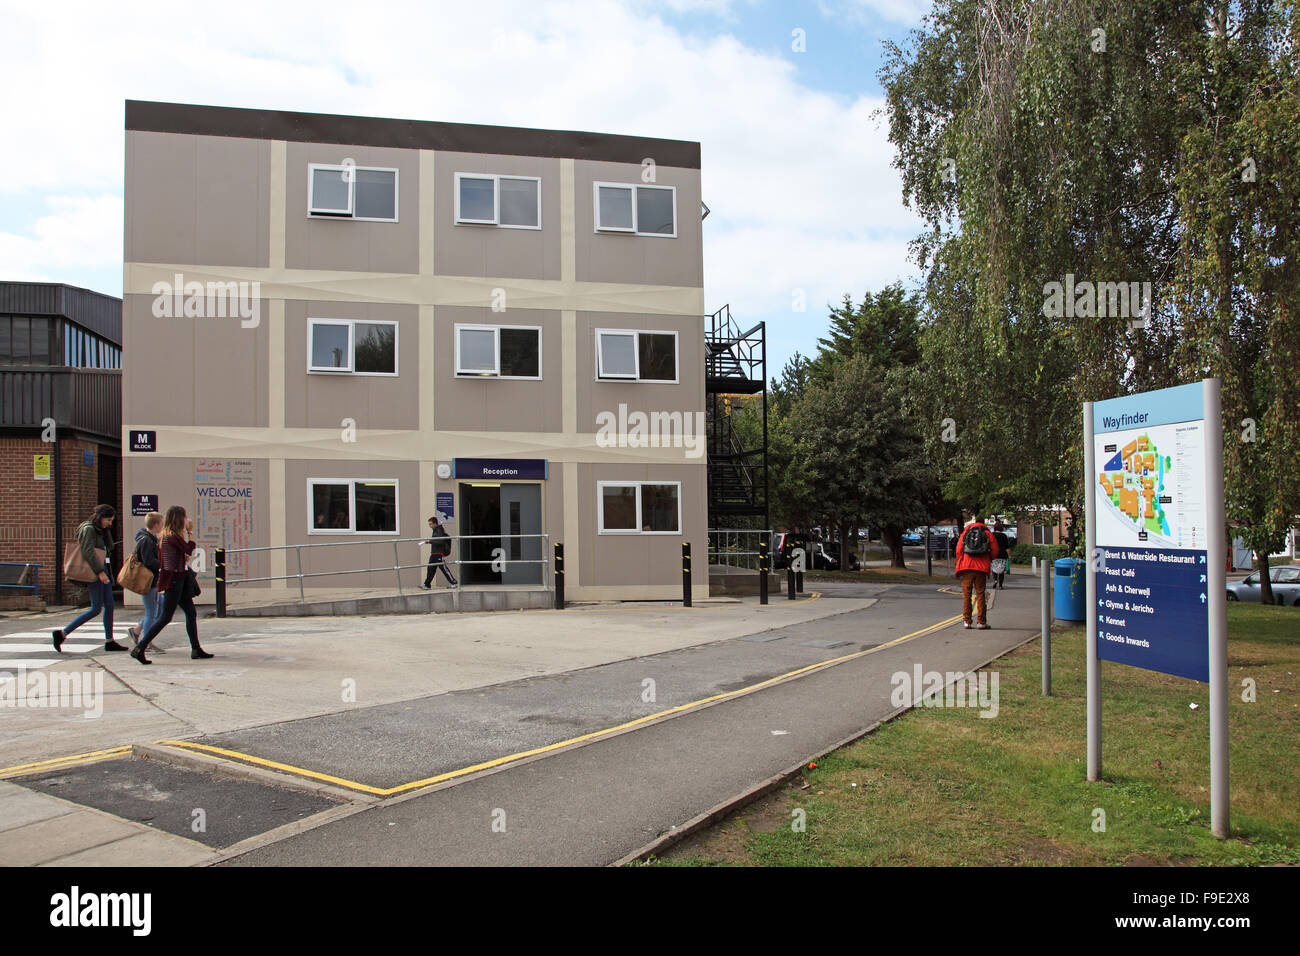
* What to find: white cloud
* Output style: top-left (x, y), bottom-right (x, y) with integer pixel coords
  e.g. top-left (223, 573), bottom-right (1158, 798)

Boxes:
top-left (0, 196), bottom-right (123, 282)
top-left (0, 0), bottom-right (921, 342)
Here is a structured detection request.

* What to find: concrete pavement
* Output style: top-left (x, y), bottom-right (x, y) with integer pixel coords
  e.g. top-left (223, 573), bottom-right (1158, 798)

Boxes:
top-left (0, 576), bottom-right (1042, 865)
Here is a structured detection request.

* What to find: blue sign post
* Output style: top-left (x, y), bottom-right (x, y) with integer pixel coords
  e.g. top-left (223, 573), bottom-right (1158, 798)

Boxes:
top-left (1085, 379), bottom-right (1228, 836)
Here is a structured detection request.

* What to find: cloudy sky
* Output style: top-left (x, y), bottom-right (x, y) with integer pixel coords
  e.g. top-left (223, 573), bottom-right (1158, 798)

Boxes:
top-left (0, 0), bottom-right (930, 374)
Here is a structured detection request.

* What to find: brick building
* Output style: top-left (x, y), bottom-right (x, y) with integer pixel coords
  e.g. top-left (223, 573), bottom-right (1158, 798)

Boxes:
top-left (0, 282), bottom-right (123, 605)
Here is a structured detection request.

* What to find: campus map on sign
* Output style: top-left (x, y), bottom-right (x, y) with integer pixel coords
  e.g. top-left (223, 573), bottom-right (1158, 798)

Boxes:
top-left (1091, 382), bottom-right (1213, 682)
top-left (1095, 420), bottom-right (1206, 551)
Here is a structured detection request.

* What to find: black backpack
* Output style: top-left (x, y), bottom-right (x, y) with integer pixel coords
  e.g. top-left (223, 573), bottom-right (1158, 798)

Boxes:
top-left (962, 524), bottom-right (991, 556)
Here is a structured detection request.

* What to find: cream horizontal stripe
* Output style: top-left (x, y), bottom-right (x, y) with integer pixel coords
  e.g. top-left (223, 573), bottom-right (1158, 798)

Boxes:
top-left (125, 263), bottom-right (705, 317)
top-left (119, 426), bottom-right (709, 465)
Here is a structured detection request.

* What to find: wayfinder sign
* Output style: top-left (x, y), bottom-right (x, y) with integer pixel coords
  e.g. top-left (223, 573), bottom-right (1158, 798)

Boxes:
top-left (1091, 381), bottom-right (1210, 681)
top-left (1084, 379), bottom-right (1228, 838)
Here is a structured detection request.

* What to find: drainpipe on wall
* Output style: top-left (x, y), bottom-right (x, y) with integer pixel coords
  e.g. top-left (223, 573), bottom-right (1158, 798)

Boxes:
top-left (53, 437), bottom-right (63, 605)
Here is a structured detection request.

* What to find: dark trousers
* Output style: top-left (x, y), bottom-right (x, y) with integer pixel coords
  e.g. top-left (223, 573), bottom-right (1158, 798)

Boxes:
top-left (425, 553), bottom-right (457, 586)
top-left (139, 580), bottom-right (200, 651)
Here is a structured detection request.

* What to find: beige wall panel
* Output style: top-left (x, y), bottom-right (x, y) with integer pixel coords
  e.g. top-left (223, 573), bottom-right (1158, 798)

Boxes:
top-left (574, 160), bottom-right (702, 288)
top-left (433, 306), bottom-right (562, 432)
top-left (577, 462), bottom-right (707, 588)
top-left (284, 143), bottom-right (419, 274)
top-left (125, 131), bottom-right (270, 267)
top-left (283, 300), bottom-right (419, 430)
top-left (285, 459), bottom-right (423, 589)
top-left (121, 293), bottom-right (269, 428)
top-left (122, 456), bottom-right (272, 597)
top-left (433, 152), bottom-right (561, 280)
top-left (576, 311), bottom-right (705, 435)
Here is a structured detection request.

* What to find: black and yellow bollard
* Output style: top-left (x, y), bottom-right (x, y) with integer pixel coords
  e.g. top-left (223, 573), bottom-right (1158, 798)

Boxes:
top-left (554, 541), bottom-right (565, 610)
top-left (682, 541), bottom-right (692, 607)
top-left (215, 547), bottom-right (227, 618)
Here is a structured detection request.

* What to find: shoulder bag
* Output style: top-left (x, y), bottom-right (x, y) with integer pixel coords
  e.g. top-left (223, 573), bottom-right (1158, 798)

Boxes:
top-left (117, 539), bottom-right (156, 594)
top-left (63, 542), bottom-right (104, 584)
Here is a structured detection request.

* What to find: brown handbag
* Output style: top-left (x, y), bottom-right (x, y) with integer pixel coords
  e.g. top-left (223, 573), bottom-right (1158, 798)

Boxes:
top-left (63, 542), bottom-right (105, 583)
top-left (117, 544), bottom-right (155, 594)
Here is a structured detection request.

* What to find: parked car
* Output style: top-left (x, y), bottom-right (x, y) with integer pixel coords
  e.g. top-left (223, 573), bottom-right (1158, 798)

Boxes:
top-left (901, 530), bottom-right (924, 546)
top-left (1226, 566), bottom-right (1300, 605)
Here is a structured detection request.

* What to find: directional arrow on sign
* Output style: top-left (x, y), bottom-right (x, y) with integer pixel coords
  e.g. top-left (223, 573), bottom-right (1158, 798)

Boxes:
top-left (1200, 555), bottom-right (1206, 564)
top-left (1200, 592), bottom-right (1207, 603)
top-left (1099, 599), bottom-right (1105, 607)
top-left (1200, 574), bottom-right (1207, 583)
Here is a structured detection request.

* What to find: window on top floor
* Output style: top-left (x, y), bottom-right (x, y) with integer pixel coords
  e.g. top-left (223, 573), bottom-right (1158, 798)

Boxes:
top-left (594, 183), bottom-right (676, 236)
top-left (308, 164), bottom-right (399, 221)
top-left (455, 173), bottom-right (541, 229)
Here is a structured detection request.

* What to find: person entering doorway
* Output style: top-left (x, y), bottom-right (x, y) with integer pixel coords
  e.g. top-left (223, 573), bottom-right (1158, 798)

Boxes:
top-left (421, 514), bottom-right (457, 588)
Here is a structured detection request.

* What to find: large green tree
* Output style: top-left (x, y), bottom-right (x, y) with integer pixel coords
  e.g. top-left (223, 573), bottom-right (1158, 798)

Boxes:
top-left (881, 0), bottom-right (1300, 580)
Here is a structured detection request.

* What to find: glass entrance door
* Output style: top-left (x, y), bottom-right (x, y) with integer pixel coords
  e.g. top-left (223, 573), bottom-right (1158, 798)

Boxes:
top-left (458, 483), bottom-right (542, 585)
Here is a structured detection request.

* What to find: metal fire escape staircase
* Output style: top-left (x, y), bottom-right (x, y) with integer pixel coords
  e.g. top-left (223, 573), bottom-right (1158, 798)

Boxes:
top-left (704, 305), bottom-right (768, 527)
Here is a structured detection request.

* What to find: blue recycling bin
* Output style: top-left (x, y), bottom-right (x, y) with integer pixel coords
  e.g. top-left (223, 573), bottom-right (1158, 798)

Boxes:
top-left (1054, 557), bottom-right (1085, 621)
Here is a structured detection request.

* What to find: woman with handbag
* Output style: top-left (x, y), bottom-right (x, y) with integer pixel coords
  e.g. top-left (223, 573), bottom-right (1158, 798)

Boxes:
top-left (131, 505), bottom-right (213, 664)
top-left (53, 504), bottom-right (125, 653)
top-left (125, 511), bottom-right (166, 655)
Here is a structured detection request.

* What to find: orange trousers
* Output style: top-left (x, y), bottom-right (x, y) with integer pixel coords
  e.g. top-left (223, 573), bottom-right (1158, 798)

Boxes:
top-left (959, 570), bottom-right (988, 624)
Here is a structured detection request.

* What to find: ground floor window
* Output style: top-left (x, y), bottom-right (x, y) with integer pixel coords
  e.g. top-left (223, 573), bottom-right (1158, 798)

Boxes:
top-left (310, 479), bottom-right (398, 533)
top-left (1033, 524), bottom-right (1055, 545)
top-left (597, 481), bottom-right (681, 534)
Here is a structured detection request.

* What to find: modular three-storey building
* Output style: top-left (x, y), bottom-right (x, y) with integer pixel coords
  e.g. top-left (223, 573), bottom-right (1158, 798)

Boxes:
top-left (122, 100), bottom-right (707, 603)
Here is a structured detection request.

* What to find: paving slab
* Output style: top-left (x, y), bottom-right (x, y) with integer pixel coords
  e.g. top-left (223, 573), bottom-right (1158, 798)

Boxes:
top-left (0, 808), bottom-right (141, 866)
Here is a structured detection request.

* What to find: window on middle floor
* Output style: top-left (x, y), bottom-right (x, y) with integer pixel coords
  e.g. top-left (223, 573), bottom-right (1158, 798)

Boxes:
top-left (308, 319), bottom-right (398, 374)
top-left (595, 329), bottom-right (677, 382)
top-left (455, 173), bottom-right (541, 228)
top-left (454, 325), bottom-right (541, 378)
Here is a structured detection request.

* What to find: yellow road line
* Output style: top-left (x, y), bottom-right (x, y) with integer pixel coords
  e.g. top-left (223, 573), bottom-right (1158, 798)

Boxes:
top-left (0, 745), bottom-right (133, 779)
top-left (153, 740), bottom-right (389, 796)
top-left (153, 609), bottom-right (962, 797)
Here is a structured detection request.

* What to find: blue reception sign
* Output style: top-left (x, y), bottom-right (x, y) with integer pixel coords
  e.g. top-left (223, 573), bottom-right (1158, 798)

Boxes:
top-left (453, 458), bottom-right (548, 481)
top-left (1092, 382), bottom-right (1211, 682)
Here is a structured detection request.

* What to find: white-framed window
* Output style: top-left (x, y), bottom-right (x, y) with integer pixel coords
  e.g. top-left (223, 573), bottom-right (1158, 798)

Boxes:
top-left (595, 328), bottom-right (678, 382)
top-left (454, 324), bottom-right (542, 378)
top-left (593, 182), bottom-right (676, 236)
top-left (597, 481), bottom-right (681, 534)
top-left (455, 173), bottom-right (541, 229)
top-left (309, 479), bottom-right (399, 534)
top-left (308, 164), bottom-right (399, 221)
top-left (308, 319), bottom-right (398, 375)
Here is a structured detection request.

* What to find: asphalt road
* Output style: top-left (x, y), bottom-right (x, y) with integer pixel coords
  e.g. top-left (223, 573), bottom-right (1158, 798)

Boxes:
top-left (221, 582), bottom-right (1041, 865)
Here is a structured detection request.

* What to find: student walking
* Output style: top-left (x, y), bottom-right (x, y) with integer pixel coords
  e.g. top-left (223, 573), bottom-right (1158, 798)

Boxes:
top-left (126, 512), bottom-right (166, 655)
top-left (53, 504), bottom-right (125, 653)
top-left (955, 514), bottom-right (1000, 629)
top-left (131, 506), bottom-right (212, 664)
top-left (421, 515), bottom-right (458, 588)
top-left (990, 521), bottom-right (1011, 590)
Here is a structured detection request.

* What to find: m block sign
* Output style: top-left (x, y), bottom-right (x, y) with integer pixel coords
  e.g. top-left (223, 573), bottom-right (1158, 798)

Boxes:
top-left (1092, 382), bottom-right (1213, 681)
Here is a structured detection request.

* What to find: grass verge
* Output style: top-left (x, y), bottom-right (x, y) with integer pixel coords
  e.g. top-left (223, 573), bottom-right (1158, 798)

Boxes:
top-left (647, 602), bottom-right (1299, 866)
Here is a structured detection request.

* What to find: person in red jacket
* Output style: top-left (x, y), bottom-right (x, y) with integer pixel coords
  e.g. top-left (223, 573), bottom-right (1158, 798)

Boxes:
top-left (130, 505), bottom-right (213, 664)
top-left (955, 515), bottom-right (1000, 629)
